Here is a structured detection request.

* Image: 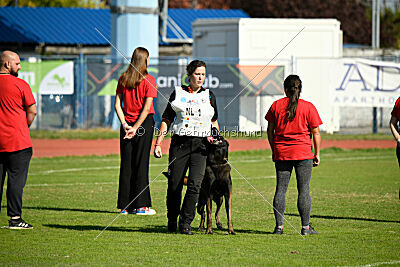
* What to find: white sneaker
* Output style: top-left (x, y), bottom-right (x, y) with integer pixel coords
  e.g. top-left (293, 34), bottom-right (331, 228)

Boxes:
top-left (135, 207), bottom-right (156, 215)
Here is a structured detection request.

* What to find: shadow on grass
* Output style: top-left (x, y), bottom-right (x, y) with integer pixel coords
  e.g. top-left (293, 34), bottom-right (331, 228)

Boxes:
top-left (23, 206), bottom-right (116, 214)
top-left (43, 224), bottom-right (272, 235)
top-left (43, 224), bottom-right (168, 233)
top-left (286, 213), bottom-right (400, 224)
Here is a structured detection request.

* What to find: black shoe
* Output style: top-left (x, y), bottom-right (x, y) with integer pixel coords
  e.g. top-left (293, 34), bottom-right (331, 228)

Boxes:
top-left (273, 227), bottom-right (283, 235)
top-left (168, 222), bottom-right (177, 233)
top-left (9, 218), bottom-right (33, 229)
top-left (301, 224), bottom-right (318, 235)
top-left (179, 227), bottom-right (193, 235)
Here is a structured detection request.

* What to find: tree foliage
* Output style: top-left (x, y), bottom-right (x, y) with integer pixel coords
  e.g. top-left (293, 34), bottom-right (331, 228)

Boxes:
top-left (228, 0), bottom-right (372, 45)
top-left (0, 0), bottom-right (106, 8)
top-left (169, 0), bottom-right (400, 48)
top-left (380, 7), bottom-right (400, 49)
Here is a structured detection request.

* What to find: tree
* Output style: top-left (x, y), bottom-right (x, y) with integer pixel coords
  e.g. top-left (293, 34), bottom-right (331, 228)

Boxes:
top-left (380, 7), bottom-right (400, 48)
top-left (168, 0), bottom-right (374, 46)
top-left (0, 0), bottom-right (107, 8)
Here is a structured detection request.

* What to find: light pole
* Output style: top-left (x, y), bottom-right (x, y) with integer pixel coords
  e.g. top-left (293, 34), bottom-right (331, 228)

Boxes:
top-left (372, 0), bottom-right (380, 134)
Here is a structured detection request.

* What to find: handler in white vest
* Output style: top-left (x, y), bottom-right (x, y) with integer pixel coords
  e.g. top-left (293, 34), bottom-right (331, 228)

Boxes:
top-left (154, 60), bottom-right (219, 235)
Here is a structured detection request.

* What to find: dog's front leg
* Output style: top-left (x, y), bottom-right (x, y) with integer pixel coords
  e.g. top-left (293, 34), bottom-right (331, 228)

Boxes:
top-left (225, 189), bottom-right (235, 235)
top-left (199, 209), bottom-right (205, 231)
top-left (206, 197), bottom-right (213, 234)
top-left (215, 196), bottom-right (223, 230)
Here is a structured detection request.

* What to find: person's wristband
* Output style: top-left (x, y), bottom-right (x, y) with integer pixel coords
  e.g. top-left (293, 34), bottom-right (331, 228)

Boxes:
top-left (122, 122), bottom-right (128, 128)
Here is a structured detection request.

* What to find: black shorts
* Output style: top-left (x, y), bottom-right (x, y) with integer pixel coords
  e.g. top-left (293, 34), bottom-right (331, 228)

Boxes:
top-left (397, 144), bottom-right (400, 167)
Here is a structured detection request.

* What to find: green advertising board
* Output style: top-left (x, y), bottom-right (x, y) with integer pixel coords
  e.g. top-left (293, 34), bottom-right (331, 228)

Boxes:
top-left (20, 61), bottom-right (74, 94)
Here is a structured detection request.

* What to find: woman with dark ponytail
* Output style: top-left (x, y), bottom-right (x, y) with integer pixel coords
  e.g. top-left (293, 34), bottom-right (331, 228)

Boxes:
top-left (265, 74), bottom-right (322, 235)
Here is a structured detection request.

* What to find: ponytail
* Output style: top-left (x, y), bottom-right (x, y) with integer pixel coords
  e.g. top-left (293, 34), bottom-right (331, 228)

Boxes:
top-left (284, 75), bottom-right (302, 121)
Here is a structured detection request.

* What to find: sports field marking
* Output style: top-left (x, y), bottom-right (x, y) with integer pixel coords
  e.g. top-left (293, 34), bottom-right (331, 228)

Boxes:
top-left (25, 182), bottom-right (117, 187)
top-left (329, 156), bottom-right (393, 161)
top-left (21, 176), bottom-right (275, 188)
top-left (357, 260), bottom-right (400, 267)
top-left (28, 155), bottom-right (393, 176)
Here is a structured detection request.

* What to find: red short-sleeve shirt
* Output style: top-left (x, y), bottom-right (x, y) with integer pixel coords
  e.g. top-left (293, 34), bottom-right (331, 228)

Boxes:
top-left (116, 74), bottom-right (157, 123)
top-left (265, 97), bottom-right (322, 161)
top-left (0, 75), bottom-right (36, 152)
top-left (391, 97), bottom-right (400, 120)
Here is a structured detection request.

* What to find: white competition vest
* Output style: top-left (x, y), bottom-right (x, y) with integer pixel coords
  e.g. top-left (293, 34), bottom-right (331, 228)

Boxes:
top-left (171, 86), bottom-right (214, 137)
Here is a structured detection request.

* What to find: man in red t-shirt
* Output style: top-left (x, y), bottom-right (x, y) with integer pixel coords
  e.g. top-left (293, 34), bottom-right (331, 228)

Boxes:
top-left (0, 51), bottom-right (37, 229)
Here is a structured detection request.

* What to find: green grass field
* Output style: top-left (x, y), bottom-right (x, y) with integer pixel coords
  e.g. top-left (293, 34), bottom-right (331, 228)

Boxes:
top-left (0, 148), bottom-right (399, 266)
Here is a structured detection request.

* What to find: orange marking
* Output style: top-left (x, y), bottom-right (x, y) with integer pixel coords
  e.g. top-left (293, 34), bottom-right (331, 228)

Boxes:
top-left (87, 63), bottom-right (121, 84)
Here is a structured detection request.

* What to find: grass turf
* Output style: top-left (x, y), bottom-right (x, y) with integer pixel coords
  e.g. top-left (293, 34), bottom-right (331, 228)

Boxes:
top-left (0, 148), bottom-right (399, 266)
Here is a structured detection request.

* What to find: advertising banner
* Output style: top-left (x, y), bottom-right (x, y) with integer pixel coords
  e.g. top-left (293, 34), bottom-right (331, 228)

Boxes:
top-left (86, 63), bottom-right (284, 97)
top-left (19, 61), bottom-right (74, 95)
top-left (332, 58), bottom-right (400, 107)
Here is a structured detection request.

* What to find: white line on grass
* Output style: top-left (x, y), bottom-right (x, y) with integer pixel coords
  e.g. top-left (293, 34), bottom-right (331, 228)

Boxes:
top-left (21, 176), bottom-right (275, 188)
top-left (329, 156), bottom-right (393, 161)
top-left (28, 155), bottom-right (392, 176)
top-left (25, 182), bottom-right (117, 187)
top-left (356, 260), bottom-right (400, 267)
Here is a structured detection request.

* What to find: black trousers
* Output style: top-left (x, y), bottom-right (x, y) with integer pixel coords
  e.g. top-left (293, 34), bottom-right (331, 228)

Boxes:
top-left (397, 144), bottom-right (400, 167)
top-left (167, 135), bottom-right (207, 229)
top-left (0, 147), bottom-right (32, 217)
top-left (117, 115), bottom-right (154, 211)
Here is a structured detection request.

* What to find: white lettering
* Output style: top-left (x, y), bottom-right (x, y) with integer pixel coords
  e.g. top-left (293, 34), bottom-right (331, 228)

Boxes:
top-left (157, 76), bottom-right (167, 88)
top-left (168, 76), bottom-right (178, 88)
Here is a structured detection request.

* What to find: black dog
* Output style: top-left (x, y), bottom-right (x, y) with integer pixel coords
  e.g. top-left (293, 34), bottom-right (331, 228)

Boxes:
top-left (197, 129), bottom-right (235, 235)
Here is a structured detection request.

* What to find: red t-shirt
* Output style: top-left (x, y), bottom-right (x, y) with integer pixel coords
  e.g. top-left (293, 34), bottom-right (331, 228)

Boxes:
top-left (116, 74), bottom-right (157, 123)
top-left (391, 97), bottom-right (400, 120)
top-left (265, 97), bottom-right (322, 161)
top-left (0, 75), bottom-right (36, 152)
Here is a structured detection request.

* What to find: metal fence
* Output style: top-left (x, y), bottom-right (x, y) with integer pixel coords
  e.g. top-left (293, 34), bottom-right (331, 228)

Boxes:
top-left (21, 54), bottom-right (400, 134)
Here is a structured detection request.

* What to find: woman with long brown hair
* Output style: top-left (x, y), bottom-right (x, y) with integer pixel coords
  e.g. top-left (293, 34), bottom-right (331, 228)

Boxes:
top-left (265, 74), bottom-right (322, 235)
top-left (115, 47), bottom-right (157, 215)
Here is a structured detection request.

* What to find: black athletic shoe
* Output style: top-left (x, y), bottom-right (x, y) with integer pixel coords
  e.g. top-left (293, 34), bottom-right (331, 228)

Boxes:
top-left (273, 227), bottom-right (283, 235)
top-left (9, 218), bottom-right (33, 229)
top-left (301, 225), bottom-right (318, 235)
top-left (179, 227), bottom-right (193, 235)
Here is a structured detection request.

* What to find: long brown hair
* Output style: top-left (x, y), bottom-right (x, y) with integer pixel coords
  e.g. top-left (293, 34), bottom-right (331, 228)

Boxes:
top-left (284, 75), bottom-right (302, 121)
top-left (120, 47), bottom-right (149, 89)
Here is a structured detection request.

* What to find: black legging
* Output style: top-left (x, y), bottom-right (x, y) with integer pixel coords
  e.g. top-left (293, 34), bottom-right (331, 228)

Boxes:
top-left (273, 159), bottom-right (313, 227)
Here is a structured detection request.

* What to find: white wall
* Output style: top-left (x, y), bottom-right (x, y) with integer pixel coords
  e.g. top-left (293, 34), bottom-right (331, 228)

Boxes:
top-left (238, 18), bottom-right (342, 62)
top-left (193, 18), bottom-right (343, 132)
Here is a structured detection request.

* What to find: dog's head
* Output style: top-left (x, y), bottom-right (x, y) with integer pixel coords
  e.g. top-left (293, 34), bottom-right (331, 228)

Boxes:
top-left (207, 127), bottom-right (229, 164)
